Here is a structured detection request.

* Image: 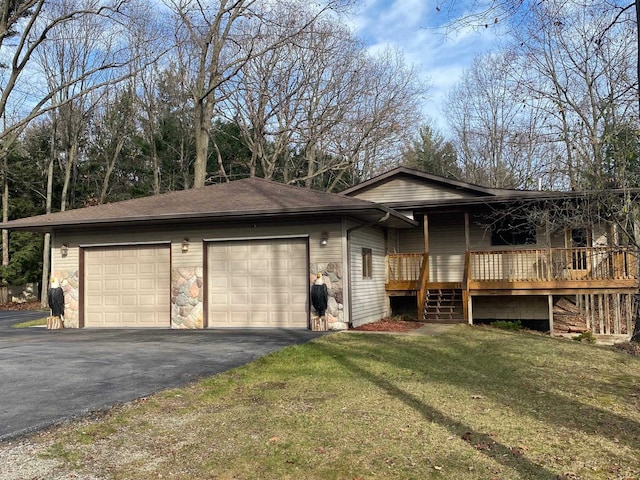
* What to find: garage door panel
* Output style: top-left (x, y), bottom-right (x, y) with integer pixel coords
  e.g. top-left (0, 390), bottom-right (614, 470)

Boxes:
top-left (137, 264), bottom-right (156, 275)
top-left (231, 312), bottom-right (249, 324)
top-left (250, 259), bottom-right (268, 270)
top-left (104, 265), bottom-right (120, 275)
top-left (230, 277), bottom-right (249, 288)
top-left (208, 238), bottom-right (308, 328)
top-left (250, 293), bottom-right (268, 305)
top-left (85, 245), bottom-right (169, 328)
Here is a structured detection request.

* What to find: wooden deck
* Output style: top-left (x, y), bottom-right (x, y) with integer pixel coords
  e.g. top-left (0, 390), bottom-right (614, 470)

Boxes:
top-left (467, 247), bottom-right (639, 294)
top-left (386, 248), bottom-right (639, 335)
top-left (386, 247), bottom-right (639, 295)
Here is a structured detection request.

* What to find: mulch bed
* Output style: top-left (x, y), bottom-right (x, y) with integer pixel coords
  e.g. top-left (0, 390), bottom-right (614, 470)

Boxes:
top-left (614, 341), bottom-right (640, 357)
top-left (0, 301), bottom-right (44, 311)
top-left (351, 318), bottom-right (424, 333)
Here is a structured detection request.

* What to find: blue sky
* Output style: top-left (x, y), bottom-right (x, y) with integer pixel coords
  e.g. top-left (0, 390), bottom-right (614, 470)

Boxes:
top-left (348, 0), bottom-right (505, 129)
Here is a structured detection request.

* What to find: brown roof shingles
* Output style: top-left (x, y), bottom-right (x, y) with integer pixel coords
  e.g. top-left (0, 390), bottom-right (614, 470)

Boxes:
top-left (3, 177), bottom-right (414, 231)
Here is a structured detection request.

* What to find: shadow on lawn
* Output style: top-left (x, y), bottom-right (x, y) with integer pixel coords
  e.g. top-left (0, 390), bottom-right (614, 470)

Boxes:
top-left (312, 338), bottom-right (558, 478)
top-left (312, 330), bottom-right (640, 474)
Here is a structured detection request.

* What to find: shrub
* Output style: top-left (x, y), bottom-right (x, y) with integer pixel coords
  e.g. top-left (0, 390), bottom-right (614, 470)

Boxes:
top-left (572, 331), bottom-right (596, 344)
top-left (491, 320), bottom-right (521, 331)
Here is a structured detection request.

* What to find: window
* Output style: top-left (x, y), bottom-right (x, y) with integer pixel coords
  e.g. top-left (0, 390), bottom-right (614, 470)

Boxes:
top-left (490, 218), bottom-right (537, 246)
top-left (571, 228), bottom-right (588, 247)
top-left (570, 228), bottom-right (589, 269)
top-left (362, 248), bottom-right (373, 279)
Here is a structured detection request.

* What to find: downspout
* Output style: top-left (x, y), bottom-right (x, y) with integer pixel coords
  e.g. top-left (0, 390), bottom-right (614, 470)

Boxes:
top-left (346, 212), bottom-right (390, 328)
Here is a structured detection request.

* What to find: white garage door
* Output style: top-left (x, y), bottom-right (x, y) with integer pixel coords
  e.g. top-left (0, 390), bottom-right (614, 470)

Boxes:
top-left (84, 245), bottom-right (170, 327)
top-left (208, 238), bottom-right (308, 328)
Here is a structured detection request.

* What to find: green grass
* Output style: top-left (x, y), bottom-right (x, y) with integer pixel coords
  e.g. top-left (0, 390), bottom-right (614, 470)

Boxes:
top-left (29, 326), bottom-right (640, 479)
top-left (11, 316), bottom-right (48, 328)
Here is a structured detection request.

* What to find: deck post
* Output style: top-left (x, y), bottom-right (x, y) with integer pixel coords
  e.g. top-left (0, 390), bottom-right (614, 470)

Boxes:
top-left (423, 213), bottom-right (429, 281)
top-left (467, 295), bottom-right (473, 325)
top-left (548, 294), bottom-right (554, 336)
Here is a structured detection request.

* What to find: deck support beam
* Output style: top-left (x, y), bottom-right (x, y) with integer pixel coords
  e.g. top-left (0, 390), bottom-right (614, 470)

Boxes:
top-left (548, 294), bottom-right (554, 336)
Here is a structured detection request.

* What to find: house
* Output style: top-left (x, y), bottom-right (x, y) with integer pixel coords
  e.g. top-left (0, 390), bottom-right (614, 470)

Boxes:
top-left (342, 167), bottom-right (639, 337)
top-left (3, 168), bottom-right (638, 336)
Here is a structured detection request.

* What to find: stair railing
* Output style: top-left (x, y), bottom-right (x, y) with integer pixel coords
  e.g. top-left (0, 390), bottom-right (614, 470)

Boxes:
top-left (417, 252), bottom-right (430, 315)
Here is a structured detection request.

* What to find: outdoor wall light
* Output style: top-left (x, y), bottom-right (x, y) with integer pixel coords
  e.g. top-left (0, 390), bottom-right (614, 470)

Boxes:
top-left (320, 232), bottom-right (329, 246)
top-left (181, 239), bottom-right (190, 253)
top-left (60, 244), bottom-right (69, 257)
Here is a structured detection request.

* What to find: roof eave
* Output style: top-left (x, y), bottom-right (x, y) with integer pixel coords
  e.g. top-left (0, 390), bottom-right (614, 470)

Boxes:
top-left (3, 204), bottom-right (417, 232)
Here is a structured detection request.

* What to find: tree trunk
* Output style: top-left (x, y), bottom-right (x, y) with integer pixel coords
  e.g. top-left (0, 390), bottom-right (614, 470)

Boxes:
top-left (60, 140), bottom-right (78, 212)
top-left (40, 123), bottom-right (56, 307)
top-left (192, 99), bottom-right (214, 188)
top-left (2, 151), bottom-right (9, 268)
top-left (99, 138), bottom-right (125, 204)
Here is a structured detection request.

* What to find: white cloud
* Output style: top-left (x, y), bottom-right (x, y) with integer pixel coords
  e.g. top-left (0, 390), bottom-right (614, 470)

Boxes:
top-left (346, 0), bottom-right (505, 130)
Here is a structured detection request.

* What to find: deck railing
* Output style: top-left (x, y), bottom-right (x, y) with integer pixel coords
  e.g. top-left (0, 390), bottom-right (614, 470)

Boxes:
top-left (386, 253), bottom-right (424, 289)
top-left (469, 247), bottom-right (638, 283)
top-left (385, 248), bottom-right (639, 290)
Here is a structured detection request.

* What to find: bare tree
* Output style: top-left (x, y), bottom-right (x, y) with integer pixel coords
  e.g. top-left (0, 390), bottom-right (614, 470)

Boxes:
top-left (435, 0), bottom-right (640, 115)
top-left (0, 0), bottom-right (130, 302)
top-left (516, 0), bottom-right (637, 190)
top-left (165, 0), bottom-right (348, 188)
top-left (444, 50), bottom-right (548, 188)
top-left (225, 15), bottom-right (424, 191)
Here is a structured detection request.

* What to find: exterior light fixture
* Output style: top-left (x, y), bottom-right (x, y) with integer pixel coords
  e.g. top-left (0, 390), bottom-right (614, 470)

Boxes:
top-left (320, 232), bottom-right (329, 246)
top-left (60, 244), bottom-right (69, 257)
top-left (181, 239), bottom-right (190, 253)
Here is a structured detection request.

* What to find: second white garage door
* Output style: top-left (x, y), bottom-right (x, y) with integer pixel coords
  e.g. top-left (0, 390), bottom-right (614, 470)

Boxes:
top-left (84, 245), bottom-right (170, 327)
top-left (207, 238), bottom-right (308, 328)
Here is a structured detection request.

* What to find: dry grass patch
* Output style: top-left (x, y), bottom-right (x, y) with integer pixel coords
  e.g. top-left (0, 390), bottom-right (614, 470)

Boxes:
top-left (2, 326), bottom-right (640, 479)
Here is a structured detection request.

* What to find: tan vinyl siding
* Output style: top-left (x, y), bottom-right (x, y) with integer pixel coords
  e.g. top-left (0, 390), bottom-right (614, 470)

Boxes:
top-left (55, 222), bottom-right (343, 270)
top-left (350, 177), bottom-right (479, 204)
top-left (52, 239), bottom-right (80, 276)
top-left (550, 230), bottom-right (565, 248)
top-left (428, 214), bottom-right (466, 282)
top-left (592, 223), bottom-right (609, 246)
top-left (350, 226), bottom-right (386, 327)
top-left (398, 227), bottom-right (425, 253)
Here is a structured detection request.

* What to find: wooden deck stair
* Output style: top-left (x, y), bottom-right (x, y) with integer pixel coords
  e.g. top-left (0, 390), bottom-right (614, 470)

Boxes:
top-left (422, 289), bottom-right (465, 323)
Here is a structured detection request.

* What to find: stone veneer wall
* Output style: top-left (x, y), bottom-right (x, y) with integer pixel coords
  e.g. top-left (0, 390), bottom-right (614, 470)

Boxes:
top-left (53, 270), bottom-right (80, 328)
top-left (171, 267), bottom-right (203, 328)
top-left (310, 262), bottom-right (346, 330)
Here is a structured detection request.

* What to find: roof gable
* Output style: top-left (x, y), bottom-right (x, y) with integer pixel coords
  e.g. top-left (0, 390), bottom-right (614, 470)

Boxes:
top-left (341, 167), bottom-right (543, 208)
top-left (345, 175), bottom-right (486, 204)
top-left (341, 167), bottom-right (498, 201)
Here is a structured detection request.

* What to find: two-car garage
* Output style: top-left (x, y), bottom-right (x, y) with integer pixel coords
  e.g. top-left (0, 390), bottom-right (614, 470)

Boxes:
top-left (82, 238), bottom-right (309, 329)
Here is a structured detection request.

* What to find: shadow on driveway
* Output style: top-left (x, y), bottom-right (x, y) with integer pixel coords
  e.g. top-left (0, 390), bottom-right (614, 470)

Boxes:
top-left (0, 319), bottom-right (324, 441)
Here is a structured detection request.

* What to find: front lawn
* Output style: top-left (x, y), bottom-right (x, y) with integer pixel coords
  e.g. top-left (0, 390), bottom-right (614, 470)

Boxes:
top-left (3, 326), bottom-right (640, 479)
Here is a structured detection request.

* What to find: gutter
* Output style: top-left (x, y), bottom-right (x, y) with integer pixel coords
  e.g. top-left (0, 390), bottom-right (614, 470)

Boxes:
top-left (346, 212), bottom-right (390, 328)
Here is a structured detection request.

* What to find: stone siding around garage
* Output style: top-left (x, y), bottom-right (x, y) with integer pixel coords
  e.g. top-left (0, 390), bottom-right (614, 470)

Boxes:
top-left (310, 262), bottom-right (346, 331)
top-left (52, 270), bottom-right (80, 328)
top-left (171, 267), bottom-right (203, 328)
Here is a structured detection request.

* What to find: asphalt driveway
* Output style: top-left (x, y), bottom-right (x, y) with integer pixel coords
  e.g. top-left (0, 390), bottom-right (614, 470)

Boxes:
top-left (0, 312), bottom-right (324, 441)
